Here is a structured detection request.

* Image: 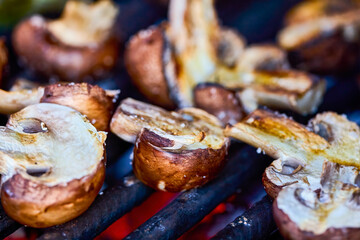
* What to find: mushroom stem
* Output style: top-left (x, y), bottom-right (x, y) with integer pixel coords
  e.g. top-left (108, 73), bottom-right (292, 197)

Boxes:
top-left (166, 0), bottom-right (220, 106)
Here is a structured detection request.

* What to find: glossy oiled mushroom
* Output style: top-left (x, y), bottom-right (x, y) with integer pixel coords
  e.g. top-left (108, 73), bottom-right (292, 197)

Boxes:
top-left (110, 98), bottom-right (229, 192)
top-left (12, 0), bottom-right (119, 82)
top-left (0, 103), bottom-right (107, 228)
top-left (225, 109), bottom-right (360, 197)
top-left (125, 0), bottom-right (326, 117)
top-left (273, 183), bottom-right (360, 239)
top-left (0, 82), bottom-right (119, 131)
top-left (225, 109), bottom-right (360, 239)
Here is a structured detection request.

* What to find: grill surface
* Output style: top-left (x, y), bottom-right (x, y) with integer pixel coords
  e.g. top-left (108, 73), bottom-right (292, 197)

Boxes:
top-left (0, 0), bottom-right (360, 239)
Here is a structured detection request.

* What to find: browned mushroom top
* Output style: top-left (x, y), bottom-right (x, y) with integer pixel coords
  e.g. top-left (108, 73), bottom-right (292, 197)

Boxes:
top-left (125, 0), bottom-right (326, 116)
top-left (0, 81), bottom-right (119, 131)
top-left (0, 103), bottom-right (106, 186)
top-left (110, 98), bottom-right (226, 150)
top-left (225, 110), bottom-right (360, 195)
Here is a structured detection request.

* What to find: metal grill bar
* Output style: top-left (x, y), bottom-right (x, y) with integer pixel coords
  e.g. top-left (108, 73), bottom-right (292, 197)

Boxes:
top-left (0, 205), bottom-right (21, 239)
top-left (212, 196), bottom-right (275, 240)
top-left (124, 144), bottom-right (271, 240)
top-left (37, 174), bottom-right (153, 240)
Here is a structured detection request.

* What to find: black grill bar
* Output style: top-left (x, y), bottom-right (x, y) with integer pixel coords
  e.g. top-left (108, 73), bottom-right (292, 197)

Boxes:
top-left (212, 195), bottom-right (275, 240)
top-left (124, 144), bottom-right (271, 240)
top-left (37, 174), bottom-right (154, 240)
top-left (0, 205), bottom-right (21, 239)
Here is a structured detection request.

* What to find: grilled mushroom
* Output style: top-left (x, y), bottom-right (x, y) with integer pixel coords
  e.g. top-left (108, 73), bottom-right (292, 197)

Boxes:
top-left (0, 103), bottom-right (107, 228)
top-left (125, 0), bottom-right (326, 116)
top-left (279, 0), bottom-right (360, 73)
top-left (0, 82), bottom-right (119, 131)
top-left (124, 25), bottom-right (175, 109)
top-left (110, 98), bottom-right (229, 192)
top-left (274, 184), bottom-right (360, 240)
top-left (194, 83), bottom-right (244, 125)
top-left (226, 109), bottom-right (360, 239)
top-left (225, 109), bottom-right (360, 198)
top-left (12, 0), bottom-right (119, 82)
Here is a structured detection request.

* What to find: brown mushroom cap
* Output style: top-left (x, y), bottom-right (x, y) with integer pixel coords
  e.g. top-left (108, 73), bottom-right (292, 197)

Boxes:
top-left (194, 83), bottom-right (244, 125)
top-left (124, 25), bottom-right (175, 109)
top-left (40, 83), bottom-right (119, 131)
top-left (110, 98), bottom-right (229, 192)
top-left (125, 0), bottom-right (326, 116)
top-left (0, 103), bottom-right (107, 227)
top-left (12, 1), bottom-right (118, 82)
top-left (0, 82), bottom-right (119, 131)
top-left (133, 128), bottom-right (229, 192)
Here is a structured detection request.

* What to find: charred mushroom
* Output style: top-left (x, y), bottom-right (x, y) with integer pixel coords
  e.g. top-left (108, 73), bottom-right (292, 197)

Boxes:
top-left (125, 0), bottom-right (326, 117)
top-left (279, 0), bottom-right (360, 73)
top-left (226, 109), bottom-right (360, 239)
top-left (12, 0), bottom-right (119, 82)
top-left (0, 82), bottom-right (119, 131)
top-left (225, 109), bottom-right (360, 198)
top-left (110, 98), bottom-right (229, 192)
top-left (0, 103), bottom-right (107, 228)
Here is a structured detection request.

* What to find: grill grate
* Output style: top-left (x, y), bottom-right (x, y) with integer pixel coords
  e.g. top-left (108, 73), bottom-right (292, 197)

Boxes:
top-left (123, 145), bottom-right (270, 240)
top-left (1, 0), bottom-right (360, 239)
top-left (212, 196), bottom-right (275, 240)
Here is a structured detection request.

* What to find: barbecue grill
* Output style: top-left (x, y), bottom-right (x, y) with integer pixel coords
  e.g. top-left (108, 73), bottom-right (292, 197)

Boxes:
top-left (1, 0), bottom-right (360, 239)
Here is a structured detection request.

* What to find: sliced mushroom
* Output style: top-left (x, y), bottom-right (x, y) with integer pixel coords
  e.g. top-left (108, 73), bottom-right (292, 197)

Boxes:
top-left (237, 44), bottom-right (289, 71)
top-left (110, 98), bottom-right (229, 192)
top-left (279, 0), bottom-right (360, 73)
top-left (0, 103), bottom-right (107, 228)
top-left (222, 70), bottom-right (326, 115)
top-left (12, 0), bottom-right (119, 82)
top-left (274, 184), bottom-right (360, 239)
top-left (125, 0), bottom-right (326, 117)
top-left (0, 82), bottom-right (119, 131)
top-left (225, 109), bottom-right (360, 197)
top-left (164, 0), bottom-right (222, 107)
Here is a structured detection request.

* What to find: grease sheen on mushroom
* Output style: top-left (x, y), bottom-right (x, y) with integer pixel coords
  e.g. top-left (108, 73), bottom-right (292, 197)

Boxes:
top-left (0, 103), bottom-right (107, 228)
top-left (225, 109), bottom-right (360, 239)
top-left (125, 0), bottom-right (326, 118)
top-left (110, 98), bottom-right (230, 192)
